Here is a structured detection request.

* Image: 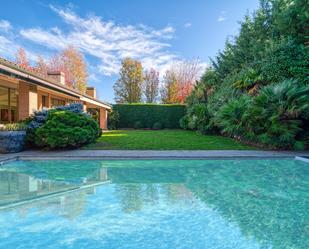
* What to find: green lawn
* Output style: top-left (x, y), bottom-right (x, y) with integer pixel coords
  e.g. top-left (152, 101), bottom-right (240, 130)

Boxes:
top-left (85, 129), bottom-right (255, 150)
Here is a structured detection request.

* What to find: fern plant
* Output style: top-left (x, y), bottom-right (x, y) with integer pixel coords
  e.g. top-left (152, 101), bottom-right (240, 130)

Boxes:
top-left (247, 79), bottom-right (309, 148)
top-left (216, 95), bottom-right (251, 137)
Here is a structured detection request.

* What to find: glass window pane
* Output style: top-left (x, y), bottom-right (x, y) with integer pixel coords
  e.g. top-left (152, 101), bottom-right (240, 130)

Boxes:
top-left (0, 86), bottom-right (18, 123)
top-left (51, 98), bottom-right (65, 107)
top-left (10, 89), bottom-right (18, 107)
top-left (0, 86), bottom-right (8, 106)
top-left (0, 86), bottom-right (9, 123)
top-left (10, 88), bottom-right (18, 122)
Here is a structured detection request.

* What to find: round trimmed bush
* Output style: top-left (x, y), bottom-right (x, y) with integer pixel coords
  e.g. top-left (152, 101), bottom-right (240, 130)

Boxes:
top-left (34, 110), bottom-right (100, 149)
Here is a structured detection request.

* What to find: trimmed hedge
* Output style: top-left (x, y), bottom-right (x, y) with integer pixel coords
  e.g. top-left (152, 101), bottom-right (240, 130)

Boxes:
top-left (113, 104), bottom-right (186, 129)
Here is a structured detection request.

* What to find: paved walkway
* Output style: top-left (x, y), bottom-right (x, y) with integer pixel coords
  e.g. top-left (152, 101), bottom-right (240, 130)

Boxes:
top-left (1, 150), bottom-right (309, 161)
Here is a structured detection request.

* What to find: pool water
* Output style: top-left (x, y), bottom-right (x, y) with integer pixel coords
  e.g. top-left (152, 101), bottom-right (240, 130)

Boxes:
top-left (0, 159), bottom-right (308, 249)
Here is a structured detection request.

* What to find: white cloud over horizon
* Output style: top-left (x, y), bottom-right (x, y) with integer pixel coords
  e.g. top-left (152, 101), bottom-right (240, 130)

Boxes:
top-left (19, 5), bottom-right (181, 76)
top-left (0, 6), bottom-right (206, 81)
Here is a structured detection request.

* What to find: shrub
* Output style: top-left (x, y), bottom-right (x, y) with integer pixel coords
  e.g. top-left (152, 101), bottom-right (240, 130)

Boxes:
top-left (0, 123), bottom-right (27, 131)
top-left (28, 103), bottom-right (85, 129)
top-left (293, 141), bottom-right (305, 151)
top-left (247, 79), bottom-right (309, 148)
top-left (108, 110), bottom-right (120, 130)
top-left (34, 110), bottom-right (100, 149)
top-left (232, 67), bottom-right (263, 91)
top-left (153, 122), bottom-right (162, 130)
top-left (26, 103), bottom-right (89, 144)
top-left (113, 104), bottom-right (185, 129)
top-left (134, 121), bottom-right (143, 129)
top-left (215, 96), bottom-right (251, 137)
top-left (181, 104), bottom-right (214, 134)
top-left (207, 78), bottom-right (241, 114)
top-left (179, 115), bottom-right (189, 130)
top-left (260, 38), bottom-right (309, 85)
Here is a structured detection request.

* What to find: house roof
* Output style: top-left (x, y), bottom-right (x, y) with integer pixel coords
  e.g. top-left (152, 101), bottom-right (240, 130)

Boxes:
top-left (0, 57), bottom-right (111, 109)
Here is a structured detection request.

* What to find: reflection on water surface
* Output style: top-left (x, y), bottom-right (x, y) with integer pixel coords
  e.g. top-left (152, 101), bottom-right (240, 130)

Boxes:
top-left (0, 159), bottom-right (308, 249)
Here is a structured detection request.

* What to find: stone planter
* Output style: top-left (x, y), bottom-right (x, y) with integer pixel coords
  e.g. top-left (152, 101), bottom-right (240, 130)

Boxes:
top-left (0, 130), bottom-right (26, 153)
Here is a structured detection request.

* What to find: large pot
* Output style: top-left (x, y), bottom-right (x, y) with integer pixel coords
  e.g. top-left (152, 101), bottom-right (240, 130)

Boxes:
top-left (0, 130), bottom-right (26, 153)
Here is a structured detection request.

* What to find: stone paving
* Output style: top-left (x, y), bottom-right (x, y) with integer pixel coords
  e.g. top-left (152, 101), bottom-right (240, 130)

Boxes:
top-left (1, 149), bottom-right (309, 162)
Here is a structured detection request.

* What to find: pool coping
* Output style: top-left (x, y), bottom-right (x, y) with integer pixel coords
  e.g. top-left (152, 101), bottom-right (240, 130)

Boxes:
top-left (1, 150), bottom-right (309, 163)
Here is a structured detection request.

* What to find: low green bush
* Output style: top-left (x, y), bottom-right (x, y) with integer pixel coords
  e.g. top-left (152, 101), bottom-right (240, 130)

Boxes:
top-left (180, 104), bottom-right (214, 134)
top-left (26, 103), bottom-right (86, 144)
top-left (108, 110), bottom-right (120, 130)
top-left (213, 80), bottom-right (309, 148)
top-left (246, 79), bottom-right (309, 148)
top-left (113, 104), bottom-right (186, 129)
top-left (215, 95), bottom-right (251, 137)
top-left (179, 115), bottom-right (189, 130)
top-left (153, 122), bottom-right (162, 130)
top-left (134, 121), bottom-right (143, 129)
top-left (34, 110), bottom-right (100, 149)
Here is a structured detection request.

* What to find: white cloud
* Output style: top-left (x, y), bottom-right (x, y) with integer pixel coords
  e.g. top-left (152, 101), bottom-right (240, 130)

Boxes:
top-left (19, 5), bottom-right (179, 76)
top-left (217, 11), bottom-right (227, 22)
top-left (0, 36), bottom-right (37, 62)
top-left (0, 36), bottom-right (16, 56)
top-left (184, 22), bottom-right (192, 28)
top-left (0, 5), bottom-right (206, 83)
top-left (0, 20), bottom-right (11, 32)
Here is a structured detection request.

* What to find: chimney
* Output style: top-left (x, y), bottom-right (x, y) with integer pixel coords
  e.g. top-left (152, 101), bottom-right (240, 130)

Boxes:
top-left (86, 87), bottom-right (96, 98)
top-left (47, 71), bottom-right (65, 85)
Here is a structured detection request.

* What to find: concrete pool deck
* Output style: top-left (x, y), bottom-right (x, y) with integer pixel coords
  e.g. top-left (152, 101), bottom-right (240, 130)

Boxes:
top-left (1, 150), bottom-right (309, 162)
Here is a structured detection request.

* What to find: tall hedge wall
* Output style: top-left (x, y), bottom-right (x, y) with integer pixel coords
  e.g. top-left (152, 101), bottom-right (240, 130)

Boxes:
top-left (113, 104), bottom-right (186, 129)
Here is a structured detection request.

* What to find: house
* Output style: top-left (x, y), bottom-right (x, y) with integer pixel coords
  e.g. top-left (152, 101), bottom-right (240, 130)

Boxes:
top-left (0, 57), bottom-right (111, 129)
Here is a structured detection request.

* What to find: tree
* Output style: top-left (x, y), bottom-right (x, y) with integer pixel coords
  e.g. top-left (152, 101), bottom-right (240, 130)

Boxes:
top-left (113, 58), bottom-right (143, 103)
top-left (49, 46), bottom-right (88, 93)
top-left (34, 56), bottom-right (48, 76)
top-left (15, 48), bottom-right (30, 69)
top-left (181, 0), bottom-right (309, 149)
top-left (171, 59), bottom-right (204, 103)
top-left (143, 68), bottom-right (159, 103)
top-left (161, 59), bottom-right (203, 104)
top-left (160, 70), bottom-right (178, 104)
top-left (62, 46), bottom-right (88, 93)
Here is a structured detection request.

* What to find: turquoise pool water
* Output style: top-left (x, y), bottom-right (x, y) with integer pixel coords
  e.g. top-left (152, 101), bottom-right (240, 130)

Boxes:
top-left (0, 159), bottom-right (308, 249)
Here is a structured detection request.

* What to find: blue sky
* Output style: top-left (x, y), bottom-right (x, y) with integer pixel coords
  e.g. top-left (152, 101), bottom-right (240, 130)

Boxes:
top-left (0, 0), bottom-right (259, 103)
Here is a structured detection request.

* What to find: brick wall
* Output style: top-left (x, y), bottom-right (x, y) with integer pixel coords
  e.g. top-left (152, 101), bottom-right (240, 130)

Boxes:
top-left (18, 81), bottom-right (38, 120)
top-left (18, 81), bottom-right (30, 120)
top-left (99, 107), bottom-right (108, 129)
top-left (86, 87), bottom-right (96, 98)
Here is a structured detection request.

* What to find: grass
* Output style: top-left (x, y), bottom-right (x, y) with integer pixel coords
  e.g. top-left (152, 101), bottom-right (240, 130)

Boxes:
top-left (85, 129), bottom-right (255, 150)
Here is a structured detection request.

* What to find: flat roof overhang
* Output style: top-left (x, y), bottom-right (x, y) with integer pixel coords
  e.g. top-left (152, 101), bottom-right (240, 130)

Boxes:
top-left (0, 63), bottom-right (111, 110)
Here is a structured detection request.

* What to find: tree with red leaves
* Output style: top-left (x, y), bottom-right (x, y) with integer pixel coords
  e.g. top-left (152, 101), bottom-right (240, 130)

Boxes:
top-left (48, 46), bottom-right (88, 93)
top-left (15, 48), bottom-right (31, 70)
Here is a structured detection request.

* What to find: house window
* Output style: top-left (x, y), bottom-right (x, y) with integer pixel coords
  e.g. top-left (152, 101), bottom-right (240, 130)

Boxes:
top-left (51, 98), bottom-right (65, 107)
top-left (42, 95), bottom-right (48, 108)
top-left (0, 86), bottom-right (18, 123)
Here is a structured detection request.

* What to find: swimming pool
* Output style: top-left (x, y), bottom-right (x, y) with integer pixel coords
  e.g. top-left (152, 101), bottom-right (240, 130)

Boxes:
top-left (0, 159), bottom-right (308, 249)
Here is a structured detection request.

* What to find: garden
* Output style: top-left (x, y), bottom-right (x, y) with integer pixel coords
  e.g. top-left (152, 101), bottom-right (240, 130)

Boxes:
top-left (0, 103), bottom-right (101, 153)
top-left (0, 0), bottom-right (308, 153)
